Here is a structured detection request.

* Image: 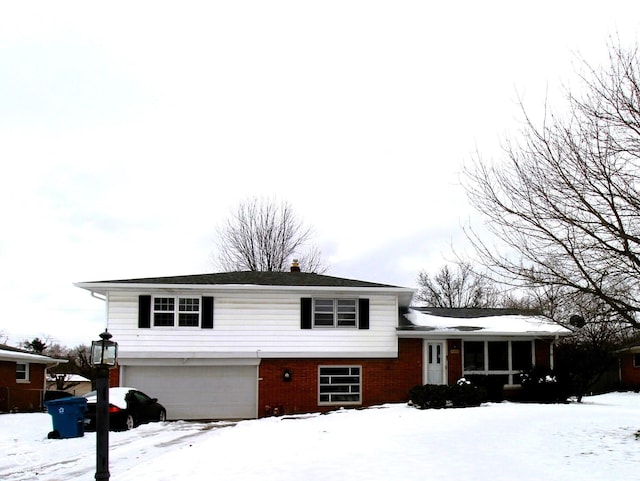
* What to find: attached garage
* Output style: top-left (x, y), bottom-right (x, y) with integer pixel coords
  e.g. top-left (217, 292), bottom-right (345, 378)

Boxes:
top-left (121, 363), bottom-right (258, 420)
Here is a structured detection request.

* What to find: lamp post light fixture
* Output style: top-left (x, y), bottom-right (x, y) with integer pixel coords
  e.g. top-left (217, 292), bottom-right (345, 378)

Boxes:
top-left (90, 329), bottom-right (118, 481)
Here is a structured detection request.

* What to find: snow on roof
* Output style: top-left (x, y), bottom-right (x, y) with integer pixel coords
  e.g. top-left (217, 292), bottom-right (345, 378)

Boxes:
top-left (0, 345), bottom-right (68, 364)
top-left (401, 308), bottom-right (571, 337)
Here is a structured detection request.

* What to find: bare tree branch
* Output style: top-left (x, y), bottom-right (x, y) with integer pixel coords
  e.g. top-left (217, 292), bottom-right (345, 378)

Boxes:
top-left (416, 262), bottom-right (501, 308)
top-left (215, 196), bottom-right (328, 273)
top-left (463, 39), bottom-right (640, 328)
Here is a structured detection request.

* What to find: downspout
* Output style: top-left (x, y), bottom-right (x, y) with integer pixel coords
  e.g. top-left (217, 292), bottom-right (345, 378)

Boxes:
top-left (618, 356), bottom-right (622, 387)
top-left (91, 291), bottom-right (106, 301)
top-left (549, 334), bottom-right (558, 371)
top-left (90, 290), bottom-right (108, 330)
top-left (550, 335), bottom-right (558, 371)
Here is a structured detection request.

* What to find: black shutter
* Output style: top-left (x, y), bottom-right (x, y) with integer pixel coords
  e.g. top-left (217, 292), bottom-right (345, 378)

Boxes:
top-left (201, 296), bottom-right (214, 329)
top-left (138, 295), bottom-right (151, 328)
top-left (301, 297), bottom-right (312, 329)
top-left (358, 298), bottom-right (370, 330)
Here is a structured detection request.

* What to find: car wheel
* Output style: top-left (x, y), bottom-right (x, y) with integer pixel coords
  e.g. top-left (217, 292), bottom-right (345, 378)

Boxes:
top-left (159, 410), bottom-right (167, 422)
top-left (125, 414), bottom-right (135, 430)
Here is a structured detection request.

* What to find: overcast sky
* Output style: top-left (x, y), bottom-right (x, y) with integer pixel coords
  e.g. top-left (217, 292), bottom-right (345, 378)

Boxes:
top-left (1, 2), bottom-right (639, 348)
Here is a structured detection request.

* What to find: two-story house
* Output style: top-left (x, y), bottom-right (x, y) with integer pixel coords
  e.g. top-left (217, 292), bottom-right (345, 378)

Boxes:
top-left (76, 267), bottom-right (568, 420)
top-left (76, 268), bottom-right (417, 420)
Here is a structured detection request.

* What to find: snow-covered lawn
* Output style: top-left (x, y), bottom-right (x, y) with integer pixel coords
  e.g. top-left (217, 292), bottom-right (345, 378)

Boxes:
top-left (2, 392), bottom-right (639, 481)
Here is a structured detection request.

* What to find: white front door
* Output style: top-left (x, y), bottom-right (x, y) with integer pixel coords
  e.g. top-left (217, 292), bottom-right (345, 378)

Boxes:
top-left (426, 342), bottom-right (444, 385)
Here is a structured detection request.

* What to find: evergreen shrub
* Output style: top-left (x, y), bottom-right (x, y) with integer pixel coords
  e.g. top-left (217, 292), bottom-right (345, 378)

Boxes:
top-left (409, 378), bottom-right (486, 409)
top-left (519, 366), bottom-right (569, 403)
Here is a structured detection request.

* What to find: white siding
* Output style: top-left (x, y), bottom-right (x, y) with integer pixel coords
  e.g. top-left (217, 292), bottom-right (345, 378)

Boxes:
top-left (106, 288), bottom-right (400, 359)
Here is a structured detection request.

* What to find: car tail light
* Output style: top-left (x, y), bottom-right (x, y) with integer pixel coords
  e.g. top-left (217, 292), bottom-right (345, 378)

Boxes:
top-left (108, 405), bottom-right (121, 413)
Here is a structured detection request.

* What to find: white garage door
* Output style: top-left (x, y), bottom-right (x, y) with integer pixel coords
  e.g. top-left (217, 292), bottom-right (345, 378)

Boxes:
top-left (123, 365), bottom-right (257, 420)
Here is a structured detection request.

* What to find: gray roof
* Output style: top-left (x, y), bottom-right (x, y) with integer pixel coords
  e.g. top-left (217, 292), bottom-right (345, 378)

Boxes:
top-left (80, 271), bottom-right (407, 289)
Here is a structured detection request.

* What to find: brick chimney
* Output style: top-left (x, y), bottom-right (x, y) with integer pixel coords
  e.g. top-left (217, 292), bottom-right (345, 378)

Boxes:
top-left (290, 259), bottom-right (301, 272)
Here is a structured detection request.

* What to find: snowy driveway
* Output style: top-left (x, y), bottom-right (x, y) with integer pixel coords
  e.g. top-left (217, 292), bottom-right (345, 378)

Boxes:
top-left (1, 415), bottom-right (235, 481)
top-left (2, 392), bottom-right (640, 481)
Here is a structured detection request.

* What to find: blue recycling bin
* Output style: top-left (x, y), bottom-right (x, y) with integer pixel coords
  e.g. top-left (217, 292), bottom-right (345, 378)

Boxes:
top-left (45, 396), bottom-right (88, 439)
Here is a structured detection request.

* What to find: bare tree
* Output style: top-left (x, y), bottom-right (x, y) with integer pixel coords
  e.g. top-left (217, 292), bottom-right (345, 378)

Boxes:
top-left (416, 262), bottom-right (500, 308)
top-left (215, 197), bottom-right (328, 273)
top-left (464, 40), bottom-right (640, 328)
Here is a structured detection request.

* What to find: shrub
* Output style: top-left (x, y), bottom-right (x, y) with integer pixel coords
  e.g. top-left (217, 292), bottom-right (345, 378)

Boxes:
top-left (449, 378), bottom-right (486, 407)
top-left (519, 366), bottom-right (569, 403)
top-left (464, 375), bottom-right (505, 402)
top-left (409, 378), bottom-right (486, 409)
top-left (408, 384), bottom-right (449, 409)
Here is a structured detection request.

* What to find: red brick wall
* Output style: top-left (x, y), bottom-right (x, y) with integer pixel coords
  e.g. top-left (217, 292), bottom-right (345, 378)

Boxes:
top-left (109, 365), bottom-right (120, 387)
top-left (0, 360), bottom-right (46, 412)
top-left (447, 338), bottom-right (462, 384)
top-left (258, 338), bottom-right (423, 416)
top-left (620, 353), bottom-right (640, 387)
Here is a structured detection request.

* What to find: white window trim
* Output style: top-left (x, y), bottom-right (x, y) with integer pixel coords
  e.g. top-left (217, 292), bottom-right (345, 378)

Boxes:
top-left (16, 362), bottom-right (30, 383)
top-left (318, 365), bottom-right (362, 406)
top-left (462, 339), bottom-right (534, 386)
top-left (152, 296), bottom-right (202, 328)
top-left (312, 298), bottom-right (358, 329)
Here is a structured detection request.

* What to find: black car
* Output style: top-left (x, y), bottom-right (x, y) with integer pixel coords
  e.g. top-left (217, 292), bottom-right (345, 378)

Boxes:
top-left (84, 387), bottom-right (167, 431)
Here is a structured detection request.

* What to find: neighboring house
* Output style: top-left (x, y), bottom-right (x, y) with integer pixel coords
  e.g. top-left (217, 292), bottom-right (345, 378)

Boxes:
top-left (75, 269), bottom-right (569, 420)
top-left (46, 374), bottom-right (93, 397)
top-left (617, 344), bottom-right (640, 389)
top-left (0, 345), bottom-right (67, 412)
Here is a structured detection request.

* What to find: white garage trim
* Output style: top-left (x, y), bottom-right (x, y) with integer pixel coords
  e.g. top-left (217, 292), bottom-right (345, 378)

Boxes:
top-left (120, 357), bottom-right (261, 367)
top-left (121, 364), bottom-right (258, 420)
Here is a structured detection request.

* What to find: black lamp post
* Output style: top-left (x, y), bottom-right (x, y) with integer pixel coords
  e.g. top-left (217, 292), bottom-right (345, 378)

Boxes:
top-left (90, 329), bottom-right (118, 481)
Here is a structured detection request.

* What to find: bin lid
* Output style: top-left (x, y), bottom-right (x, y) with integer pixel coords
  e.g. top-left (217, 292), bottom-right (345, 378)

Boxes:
top-left (45, 396), bottom-right (88, 406)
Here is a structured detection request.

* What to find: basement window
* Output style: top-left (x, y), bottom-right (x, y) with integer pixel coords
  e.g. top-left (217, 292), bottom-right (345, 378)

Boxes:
top-left (319, 366), bottom-right (361, 405)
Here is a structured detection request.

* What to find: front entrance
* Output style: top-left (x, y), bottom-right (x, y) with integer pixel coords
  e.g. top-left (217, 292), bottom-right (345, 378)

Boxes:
top-left (424, 341), bottom-right (445, 385)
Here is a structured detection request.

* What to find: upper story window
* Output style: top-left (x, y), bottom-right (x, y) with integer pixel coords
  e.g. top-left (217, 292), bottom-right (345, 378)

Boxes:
top-left (301, 297), bottom-right (369, 330)
top-left (139, 295), bottom-right (214, 329)
top-left (153, 297), bottom-right (201, 327)
top-left (16, 362), bottom-right (29, 382)
top-left (313, 299), bottom-right (357, 328)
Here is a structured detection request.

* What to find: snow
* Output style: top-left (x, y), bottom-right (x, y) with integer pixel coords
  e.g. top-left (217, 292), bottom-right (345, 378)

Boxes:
top-left (47, 374), bottom-right (90, 383)
top-left (405, 310), bottom-right (571, 336)
top-left (2, 392), bottom-right (639, 481)
top-left (82, 387), bottom-right (137, 410)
